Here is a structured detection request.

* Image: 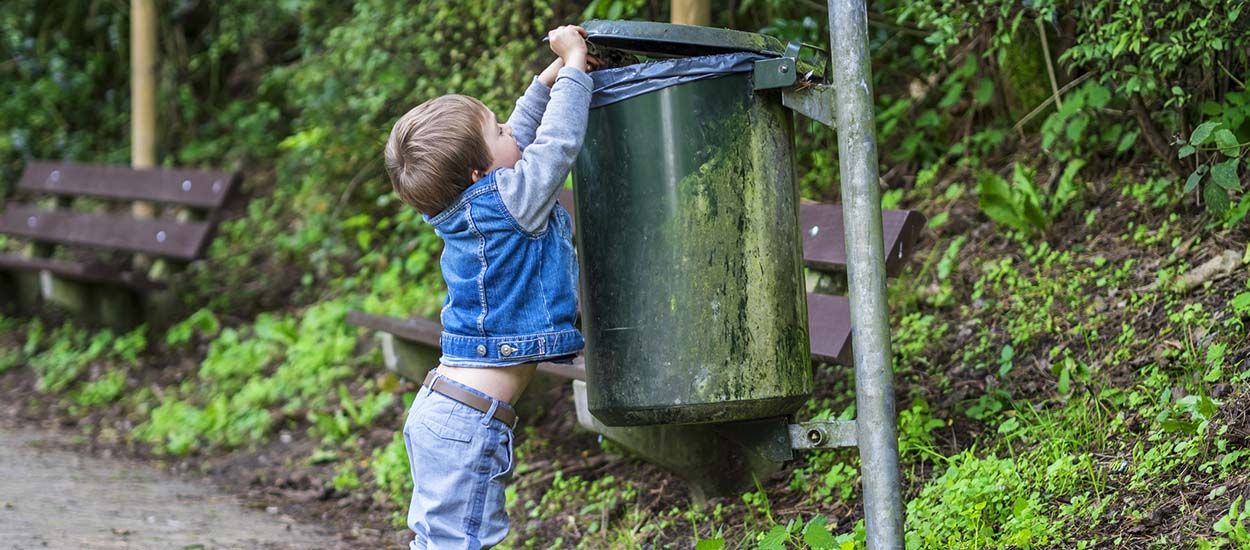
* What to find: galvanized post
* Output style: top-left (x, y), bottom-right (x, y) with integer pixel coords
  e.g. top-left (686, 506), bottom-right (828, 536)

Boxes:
top-left (827, 0), bottom-right (905, 548)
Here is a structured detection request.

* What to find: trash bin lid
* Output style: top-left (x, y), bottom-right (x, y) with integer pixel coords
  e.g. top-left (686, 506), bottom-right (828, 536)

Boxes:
top-left (583, 19), bottom-right (787, 58)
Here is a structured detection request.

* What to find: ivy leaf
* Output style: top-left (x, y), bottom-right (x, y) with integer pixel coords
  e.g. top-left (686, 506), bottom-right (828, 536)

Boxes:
top-left (1065, 115), bottom-right (1089, 142)
top-left (1232, 292), bottom-right (1250, 315)
top-left (973, 78), bottom-right (994, 107)
top-left (803, 516), bottom-right (837, 550)
top-left (1178, 144), bottom-right (1196, 158)
top-left (1211, 158), bottom-right (1242, 191)
top-left (1116, 130), bottom-right (1139, 154)
top-left (1214, 129), bottom-right (1241, 157)
top-left (1021, 197), bottom-right (1050, 232)
top-left (695, 538), bottom-right (726, 550)
top-left (1057, 365), bottom-right (1071, 395)
top-left (1204, 182), bottom-right (1231, 214)
top-left (982, 201), bottom-right (1025, 232)
top-left (1087, 85), bottom-right (1111, 109)
top-left (1190, 121), bottom-right (1221, 146)
top-left (758, 525), bottom-right (789, 550)
top-left (1185, 170), bottom-right (1205, 193)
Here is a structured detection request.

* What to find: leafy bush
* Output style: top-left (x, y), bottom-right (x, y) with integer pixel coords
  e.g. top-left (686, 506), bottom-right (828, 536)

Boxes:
top-left (976, 161), bottom-right (1083, 234)
top-left (73, 369), bottom-right (127, 407)
top-left (905, 452), bottom-right (1054, 549)
top-left (134, 300), bottom-right (358, 455)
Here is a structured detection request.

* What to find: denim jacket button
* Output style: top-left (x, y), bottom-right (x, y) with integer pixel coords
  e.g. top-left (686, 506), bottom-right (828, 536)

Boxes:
top-left (499, 344), bottom-right (515, 357)
top-left (476, 345), bottom-right (487, 356)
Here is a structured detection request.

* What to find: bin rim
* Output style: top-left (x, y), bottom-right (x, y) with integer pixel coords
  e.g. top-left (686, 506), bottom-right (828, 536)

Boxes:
top-left (583, 19), bottom-right (788, 58)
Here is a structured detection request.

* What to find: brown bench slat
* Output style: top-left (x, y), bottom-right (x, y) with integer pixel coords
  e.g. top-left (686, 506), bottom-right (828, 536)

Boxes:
top-left (346, 311), bottom-right (442, 344)
top-left (799, 203), bottom-right (926, 278)
top-left (558, 188), bottom-right (925, 277)
top-left (0, 204), bottom-right (212, 261)
top-left (346, 310), bottom-right (585, 380)
top-left (0, 253), bottom-right (165, 290)
top-left (806, 293), bottom-right (852, 365)
top-left (538, 356), bottom-right (587, 381)
top-left (18, 160), bottom-right (237, 209)
top-left (349, 289), bottom-right (854, 382)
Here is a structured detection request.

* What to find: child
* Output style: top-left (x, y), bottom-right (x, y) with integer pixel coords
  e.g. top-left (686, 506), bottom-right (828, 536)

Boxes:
top-left (382, 25), bottom-right (593, 549)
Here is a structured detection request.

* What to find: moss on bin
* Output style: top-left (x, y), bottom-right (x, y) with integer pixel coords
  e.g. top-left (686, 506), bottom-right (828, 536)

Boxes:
top-left (577, 73), bottom-right (811, 426)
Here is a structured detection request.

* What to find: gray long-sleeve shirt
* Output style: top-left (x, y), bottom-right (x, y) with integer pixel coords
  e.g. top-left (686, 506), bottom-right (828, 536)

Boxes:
top-left (496, 66), bottom-right (593, 234)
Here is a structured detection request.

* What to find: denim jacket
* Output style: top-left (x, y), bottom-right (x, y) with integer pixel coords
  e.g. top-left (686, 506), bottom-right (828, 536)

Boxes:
top-left (426, 67), bottom-right (592, 367)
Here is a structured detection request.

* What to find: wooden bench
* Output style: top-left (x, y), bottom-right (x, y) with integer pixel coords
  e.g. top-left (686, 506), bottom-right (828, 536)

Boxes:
top-left (348, 188), bottom-right (924, 496)
top-left (349, 188), bottom-right (923, 374)
top-left (0, 160), bottom-right (239, 326)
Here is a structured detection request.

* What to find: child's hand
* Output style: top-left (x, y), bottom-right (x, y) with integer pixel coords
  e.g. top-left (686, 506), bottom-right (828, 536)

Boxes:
top-left (547, 25), bottom-right (588, 72)
top-left (537, 58), bottom-right (564, 88)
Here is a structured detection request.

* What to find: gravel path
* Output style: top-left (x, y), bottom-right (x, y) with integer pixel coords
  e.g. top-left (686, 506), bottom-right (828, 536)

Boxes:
top-left (0, 427), bottom-right (345, 549)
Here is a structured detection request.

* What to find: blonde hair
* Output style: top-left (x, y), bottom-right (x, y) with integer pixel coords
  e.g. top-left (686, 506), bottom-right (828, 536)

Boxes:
top-left (384, 95), bottom-right (492, 216)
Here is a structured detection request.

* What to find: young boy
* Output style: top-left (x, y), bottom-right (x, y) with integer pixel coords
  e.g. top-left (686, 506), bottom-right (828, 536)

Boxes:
top-left (382, 26), bottom-right (593, 549)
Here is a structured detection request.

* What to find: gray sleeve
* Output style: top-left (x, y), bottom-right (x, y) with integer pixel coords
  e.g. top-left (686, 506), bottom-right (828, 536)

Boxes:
top-left (496, 66), bottom-right (593, 234)
top-left (505, 77), bottom-right (552, 151)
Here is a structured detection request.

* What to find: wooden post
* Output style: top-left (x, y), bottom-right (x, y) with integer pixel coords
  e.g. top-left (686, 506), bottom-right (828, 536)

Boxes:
top-left (131, 0), bottom-right (156, 265)
top-left (131, 0), bottom-right (157, 176)
top-left (671, 0), bottom-right (710, 26)
top-left (115, 0), bottom-right (159, 327)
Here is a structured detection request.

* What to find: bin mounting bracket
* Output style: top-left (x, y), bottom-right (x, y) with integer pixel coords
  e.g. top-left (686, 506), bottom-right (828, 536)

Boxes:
top-left (782, 84), bottom-right (837, 128)
top-left (753, 41), bottom-right (802, 90)
top-left (789, 419), bottom-right (857, 449)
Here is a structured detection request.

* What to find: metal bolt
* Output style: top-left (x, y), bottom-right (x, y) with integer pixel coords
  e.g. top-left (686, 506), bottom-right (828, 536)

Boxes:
top-left (476, 345), bottom-right (487, 356)
top-left (809, 225), bottom-right (819, 237)
top-left (182, 180), bottom-right (192, 191)
top-left (26, 216), bottom-right (37, 228)
top-left (806, 428), bottom-right (825, 445)
top-left (156, 231), bottom-right (167, 243)
top-left (48, 170), bottom-right (61, 184)
top-left (212, 180), bottom-right (223, 193)
top-left (779, 63), bottom-right (790, 74)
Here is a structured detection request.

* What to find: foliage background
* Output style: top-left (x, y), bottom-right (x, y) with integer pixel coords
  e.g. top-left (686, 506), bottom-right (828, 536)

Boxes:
top-left (1, 0), bottom-right (1248, 547)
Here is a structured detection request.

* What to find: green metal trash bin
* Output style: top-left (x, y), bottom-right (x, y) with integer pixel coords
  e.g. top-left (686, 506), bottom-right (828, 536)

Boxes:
top-left (573, 21), bottom-right (816, 426)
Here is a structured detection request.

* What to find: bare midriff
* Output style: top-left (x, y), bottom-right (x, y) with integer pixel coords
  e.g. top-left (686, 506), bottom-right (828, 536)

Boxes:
top-left (435, 363), bottom-right (538, 404)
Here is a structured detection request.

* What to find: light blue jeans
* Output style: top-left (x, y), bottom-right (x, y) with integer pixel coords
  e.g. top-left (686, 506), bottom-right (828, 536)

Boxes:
top-left (403, 373), bottom-right (516, 549)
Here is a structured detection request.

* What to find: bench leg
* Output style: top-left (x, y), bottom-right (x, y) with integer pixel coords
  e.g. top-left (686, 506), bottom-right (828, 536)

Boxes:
top-left (141, 288), bottom-right (181, 331)
top-left (38, 273), bottom-right (141, 329)
top-left (11, 271), bottom-right (42, 314)
top-left (513, 371), bottom-right (567, 422)
top-left (0, 272), bottom-right (14, 315)
top-left (572, 381), bottom-right (791, 503)
top-left (379, 333), bottom-right (440, 382)
top-left (39, 272), bottom-right (93, 319)
top-left (94, 286), bottom-right (141, 330)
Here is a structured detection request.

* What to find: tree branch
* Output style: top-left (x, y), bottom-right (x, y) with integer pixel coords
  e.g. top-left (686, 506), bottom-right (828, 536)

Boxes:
top-left (1129, 93), bottom-right (1186, 179)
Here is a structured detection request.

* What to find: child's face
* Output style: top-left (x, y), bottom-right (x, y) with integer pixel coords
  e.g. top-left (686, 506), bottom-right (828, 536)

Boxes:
top-left (480, 108), bottom-right (521, 175)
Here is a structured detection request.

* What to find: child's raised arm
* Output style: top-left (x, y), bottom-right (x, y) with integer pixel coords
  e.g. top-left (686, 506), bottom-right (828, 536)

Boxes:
top-left (495, 26), bottom-right (592, 234)
top-left (506, 59), bottom-right (563, 151)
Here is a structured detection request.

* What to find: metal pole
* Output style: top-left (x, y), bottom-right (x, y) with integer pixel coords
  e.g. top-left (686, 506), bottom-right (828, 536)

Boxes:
top-left (827, 1), bottom-right (904, 548)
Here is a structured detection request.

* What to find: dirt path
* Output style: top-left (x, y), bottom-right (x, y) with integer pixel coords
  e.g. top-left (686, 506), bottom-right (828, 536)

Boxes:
top-left (0, 427), bottom-right (347, 550)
